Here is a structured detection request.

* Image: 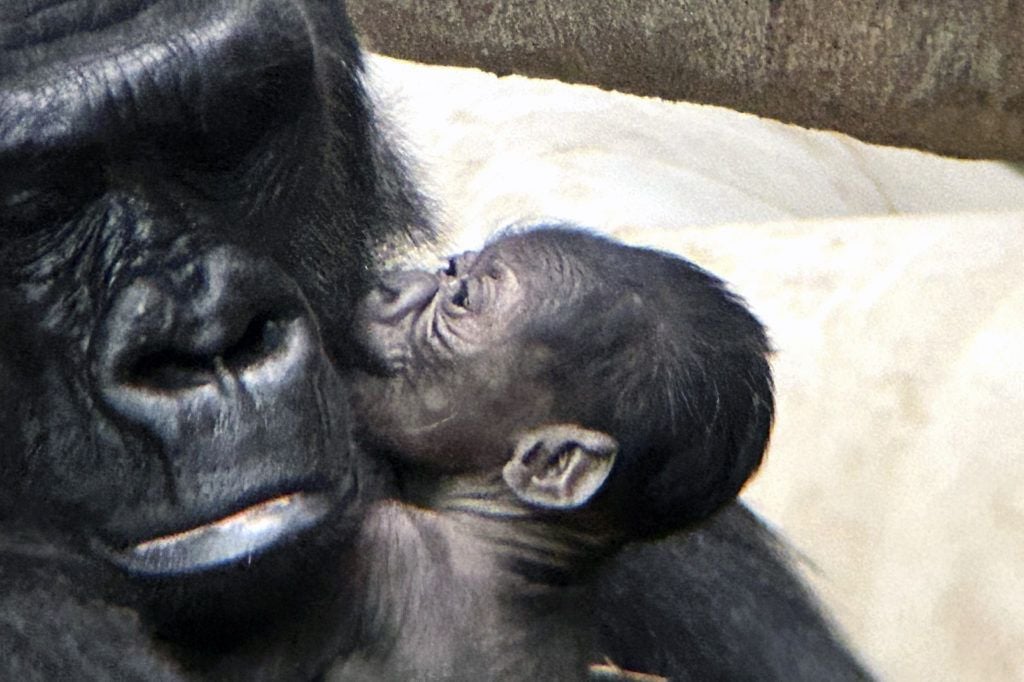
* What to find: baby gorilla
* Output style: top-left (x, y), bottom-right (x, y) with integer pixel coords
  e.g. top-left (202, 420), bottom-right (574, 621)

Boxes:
top-left (333, 227), bottom-right (773, 680)
top-left (354, 227), bottom-right (773, 532)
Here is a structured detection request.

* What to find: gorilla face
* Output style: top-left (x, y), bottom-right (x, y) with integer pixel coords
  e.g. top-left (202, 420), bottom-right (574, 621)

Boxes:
top-left (0, 0), bottom-right (423, 581)
top-left (350, 242), bottom-right (562, 472)
top-left (6, 240), bottom-right (357, 575)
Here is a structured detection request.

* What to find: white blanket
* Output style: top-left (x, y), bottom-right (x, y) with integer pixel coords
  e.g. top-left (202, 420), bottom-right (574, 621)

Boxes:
top-left (367, 55), bottom-right (1024, 682)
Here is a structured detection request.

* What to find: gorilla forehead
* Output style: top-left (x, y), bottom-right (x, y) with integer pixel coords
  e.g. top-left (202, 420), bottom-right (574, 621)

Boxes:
top-left (1, 0), bottom-right (379, 334)
top-left (477, 229), bottom-right (652, 333)
top-left (0, 0), bottom-right (320, 71)
top-left (2, 0), bottom-right (321, 171)
top-left (4, 2), bottom-right (288, 138)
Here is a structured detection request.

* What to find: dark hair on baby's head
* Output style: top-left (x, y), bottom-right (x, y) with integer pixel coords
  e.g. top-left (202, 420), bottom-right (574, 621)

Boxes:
top-left (503, 227), bottom-right (773, 537)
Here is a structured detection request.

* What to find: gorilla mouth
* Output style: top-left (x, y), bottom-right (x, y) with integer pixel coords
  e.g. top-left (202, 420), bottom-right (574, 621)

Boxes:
top-left (107, 492), bottom-right (331, 576)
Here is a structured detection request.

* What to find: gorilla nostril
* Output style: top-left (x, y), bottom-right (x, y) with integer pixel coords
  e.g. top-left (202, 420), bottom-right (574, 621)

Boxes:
top-left (128, 349), bottom-right (217, 392)
top-left (221, 314), bottom-right (289, 373)
top-left (126, 314), bottom-right (293, 392)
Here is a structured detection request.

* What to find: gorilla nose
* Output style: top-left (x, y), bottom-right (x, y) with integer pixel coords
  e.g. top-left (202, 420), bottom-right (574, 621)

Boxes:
top-left (365, 271), bottom-right (440, 323)
top-left (121, 309), bottom-right (294, 393)
top-left (92, 247), bottom-right (316, 426)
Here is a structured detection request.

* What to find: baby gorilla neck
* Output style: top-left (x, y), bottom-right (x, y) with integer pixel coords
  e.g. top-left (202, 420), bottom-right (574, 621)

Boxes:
top-left (342, 472), bottom-right (617, 681)
top-left (405, 468), bottom-right (620, 585)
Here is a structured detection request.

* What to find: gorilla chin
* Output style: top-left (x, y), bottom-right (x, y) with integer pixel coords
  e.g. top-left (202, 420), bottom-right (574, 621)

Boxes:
top-left (103, 492), bottom-right (334, 577)
top-left (96, 475), bottom-right (364, 647)
top-left (118, 491), bottom-right (361, 655)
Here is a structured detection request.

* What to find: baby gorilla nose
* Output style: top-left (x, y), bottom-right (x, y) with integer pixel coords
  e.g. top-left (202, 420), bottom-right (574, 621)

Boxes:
top-left (366, 271), bottom-right (440, 323)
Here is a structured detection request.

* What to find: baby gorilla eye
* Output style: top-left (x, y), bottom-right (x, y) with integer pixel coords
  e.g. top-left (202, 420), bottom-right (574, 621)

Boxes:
top-left (451, 280), bottom-right (470, 308)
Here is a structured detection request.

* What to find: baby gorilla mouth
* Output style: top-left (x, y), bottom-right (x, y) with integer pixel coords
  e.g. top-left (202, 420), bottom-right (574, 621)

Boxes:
top-left (107, 492), bottom-right (332, 576)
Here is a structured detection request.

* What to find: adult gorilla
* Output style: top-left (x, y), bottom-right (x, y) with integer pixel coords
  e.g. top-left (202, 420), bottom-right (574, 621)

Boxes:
top-left (1, 0), bottom-right (422, 678)
top-left (0, 1), bottom-right (867, 680)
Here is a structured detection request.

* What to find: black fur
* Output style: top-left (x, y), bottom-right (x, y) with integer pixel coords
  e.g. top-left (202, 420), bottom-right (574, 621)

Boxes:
top-left (339, 227), bottom-right (869, 680)
top-left (490, 228), bottom-right (775, 533)
top-left (1, 1), bottom-right (869, 679)
top-left (1, 0), bottom-right (418, 677)
top-left (334, 227), bottom-right (781, 680)
top-left (596, 504), bottom-right (872, 680)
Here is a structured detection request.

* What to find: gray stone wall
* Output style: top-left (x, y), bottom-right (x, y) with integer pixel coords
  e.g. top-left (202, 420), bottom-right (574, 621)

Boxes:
top-left (348, 0), bottom-right (1024, 161)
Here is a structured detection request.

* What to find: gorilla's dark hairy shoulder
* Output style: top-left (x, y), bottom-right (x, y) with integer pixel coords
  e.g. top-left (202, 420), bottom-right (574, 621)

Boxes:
top-left (0, 1), bottom-right (870, 680)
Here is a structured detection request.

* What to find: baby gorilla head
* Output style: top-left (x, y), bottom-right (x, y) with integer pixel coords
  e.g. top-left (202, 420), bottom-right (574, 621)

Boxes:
top-left (353, 226), bottom-right (773, 536)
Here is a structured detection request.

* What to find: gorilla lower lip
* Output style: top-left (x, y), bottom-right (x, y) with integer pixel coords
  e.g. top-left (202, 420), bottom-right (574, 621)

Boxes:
top-left (109, 492), bottom-right (331, 576)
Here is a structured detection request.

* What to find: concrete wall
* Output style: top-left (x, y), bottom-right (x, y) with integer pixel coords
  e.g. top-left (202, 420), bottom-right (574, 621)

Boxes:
top-left (349, 0), bottom-right (1024, 161)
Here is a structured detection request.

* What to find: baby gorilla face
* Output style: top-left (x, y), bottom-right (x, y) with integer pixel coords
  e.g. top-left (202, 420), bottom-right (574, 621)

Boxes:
top-left (352, 239), bottom-right (564, 472)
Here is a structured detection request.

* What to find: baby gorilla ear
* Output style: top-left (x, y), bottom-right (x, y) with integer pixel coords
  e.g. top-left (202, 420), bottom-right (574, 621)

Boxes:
top-left (503, 425), bottom-right (618, 510)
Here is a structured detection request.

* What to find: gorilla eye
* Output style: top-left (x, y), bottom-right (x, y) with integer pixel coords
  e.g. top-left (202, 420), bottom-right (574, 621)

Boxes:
top-left (451, 280), bottom-right (469, 308)
top-left (1, 152), bottom-right (105, 236)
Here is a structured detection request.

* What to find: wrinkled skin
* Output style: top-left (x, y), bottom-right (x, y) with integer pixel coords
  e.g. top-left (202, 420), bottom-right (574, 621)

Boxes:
top-left (346, 227), bottom-right (869, 680)
top-left (1, 0), bottom-right (423, 677)
top-left (352, 227), bottom-right (776, 528)
top-left (1, 2), bottom-right (870, 680)
top-left (353, 241), bottom-right (550, 471)
top-left (329, 228), bottom-right (780, 680)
